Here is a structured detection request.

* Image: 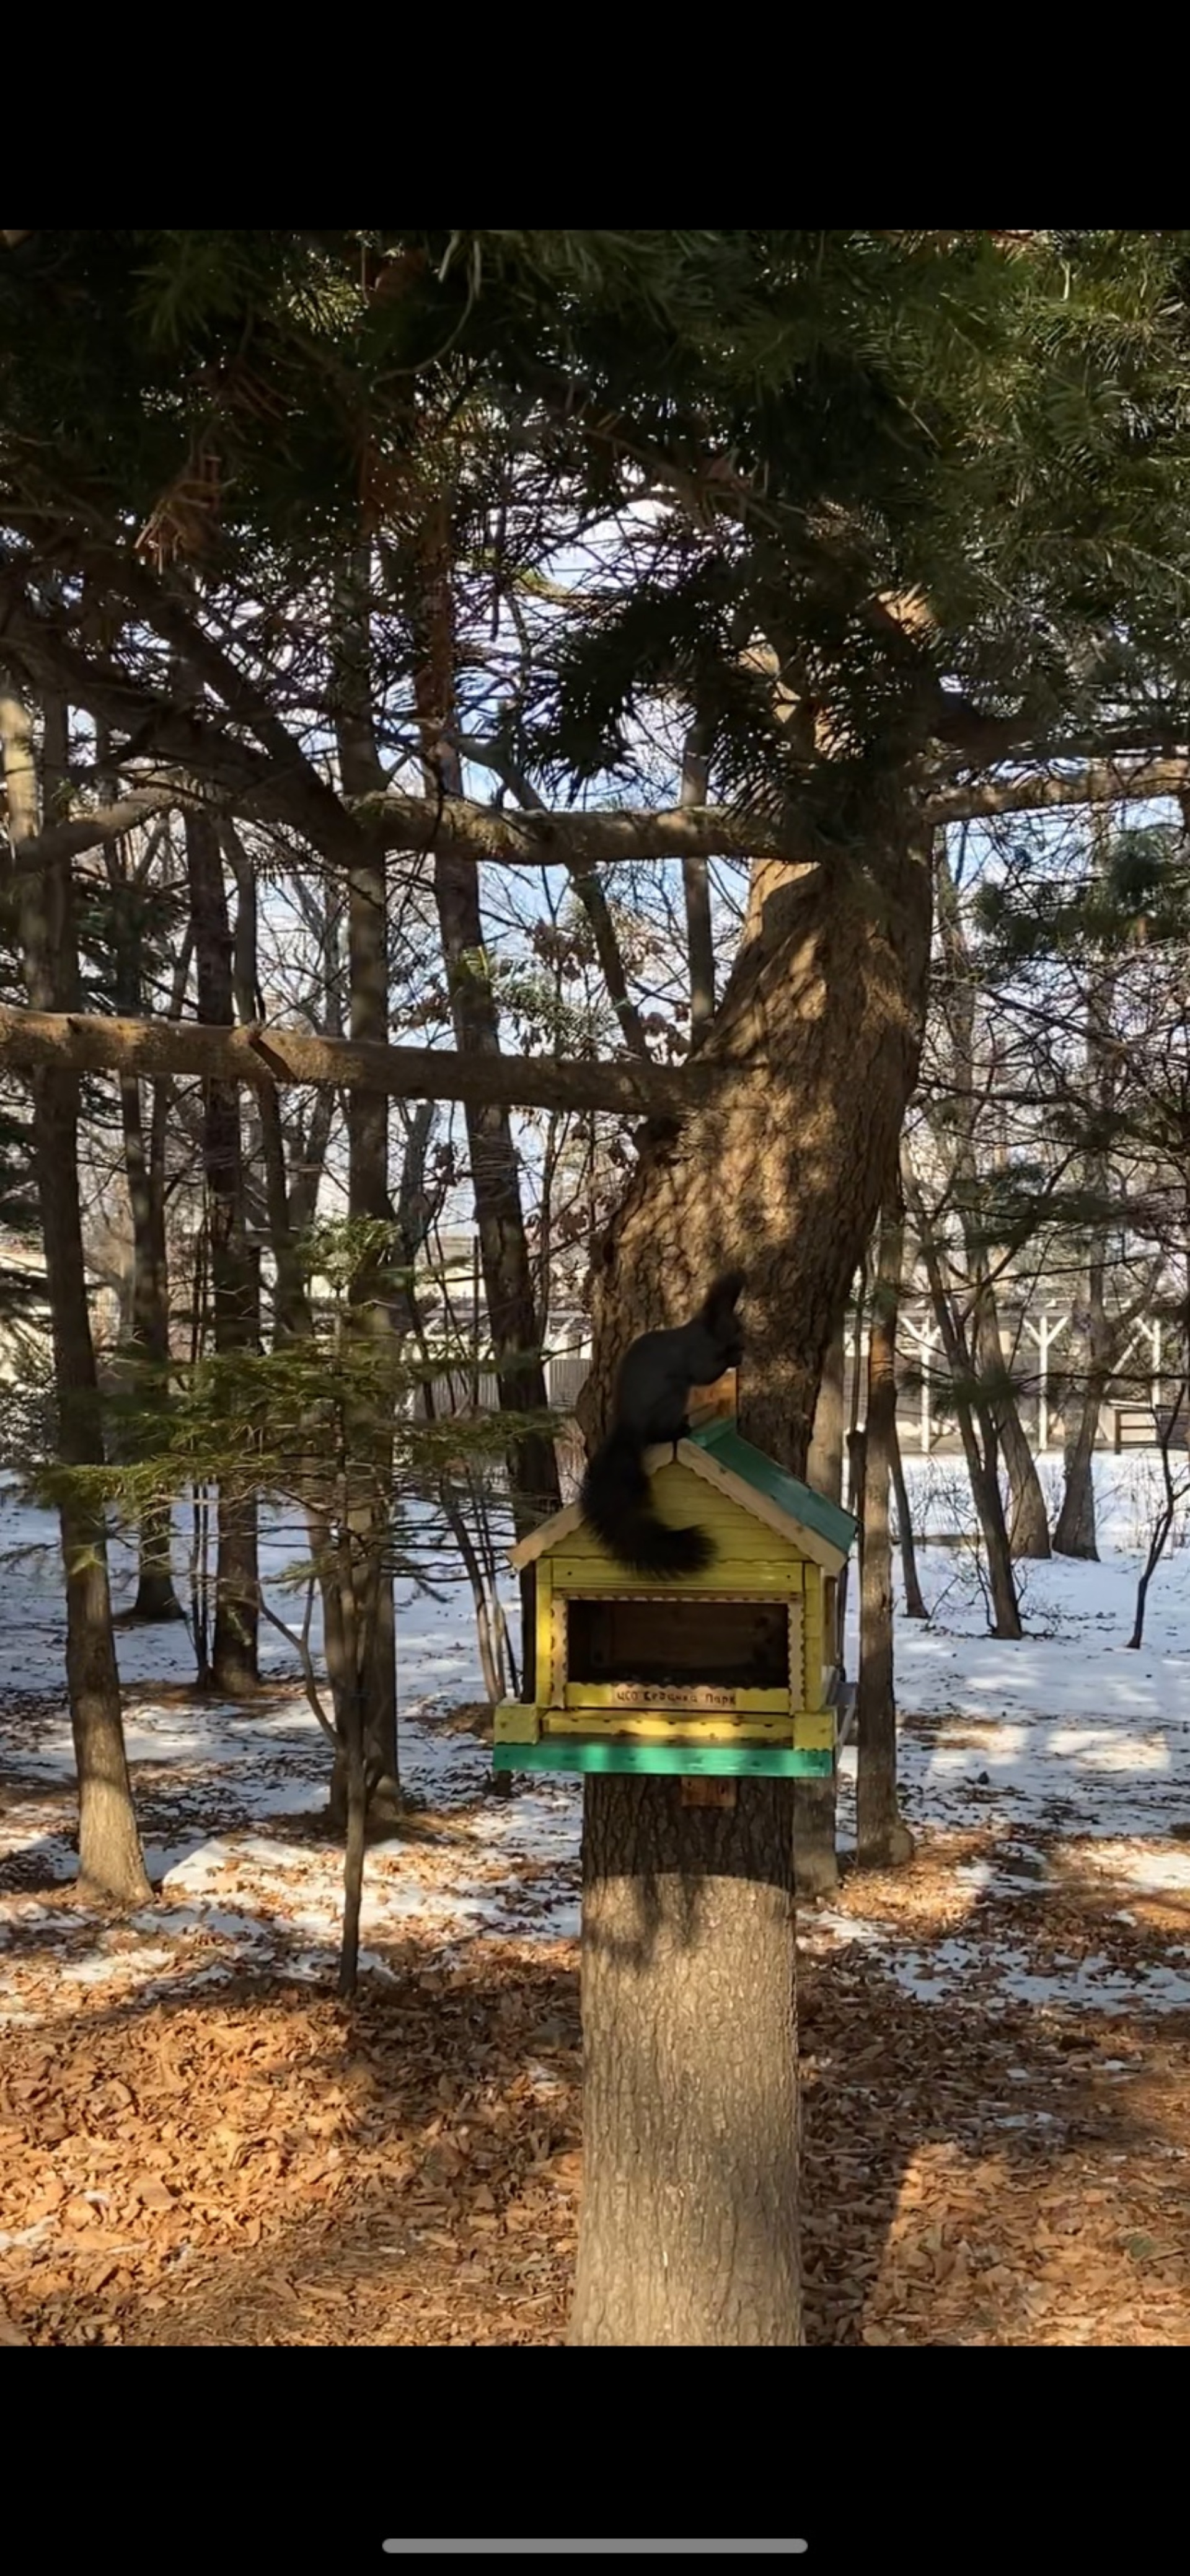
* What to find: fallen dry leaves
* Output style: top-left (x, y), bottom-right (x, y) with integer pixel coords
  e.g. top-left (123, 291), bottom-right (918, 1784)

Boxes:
top-left (0, 1936), bottom-right (583, 2346)
top-left (2, 1697), bottom-right (1189, 2344)
top-left (798, 1833), bottom-right (1190, 2347)
top-left (0, 1862), bottom-right (1186, 2346)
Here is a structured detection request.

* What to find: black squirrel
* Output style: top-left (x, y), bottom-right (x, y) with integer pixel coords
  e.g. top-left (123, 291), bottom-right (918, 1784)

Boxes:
top-left (579, 1271), bottom-right (746, 1577)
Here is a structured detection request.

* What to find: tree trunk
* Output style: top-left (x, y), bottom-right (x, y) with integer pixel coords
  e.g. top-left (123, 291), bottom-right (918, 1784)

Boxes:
top-left (415, 509), bottom-right (561, 1538)
top-left (330, 567), bottom-right (402, 1822)
top-left (117, 1083), bottom-right (180, 1621)
top-left (974, 1289), bottom-right (1051, 1560)
top-left (1, 680), bottom-right (150, 1902)
top-left (332, 1526), bottom-right (371, 2001)
top-left (579, 839), bottom-right (932, 1463)
top-left (807, 1319), bottom-right (846, 1504)
top-left (570, 825), bottom-right (933, 2347)
top-left (332, 840), bottom-right (401, 1816)
top-left (183, 811), bottom-right (258, 1690)
top-left (224, 823), bottom-right (312, 1345)
top-left (889, 1417), bottom-right (927, 1619)
top-left (571, 1778), bottom-right (801, 2344)
top-left (413, 515), bottom-right (560, 1712)
top-left (1054, 1376), bottom-right (1104, 1559)
top-left (104, 836), bottom-right (182, 1621)
top-left (1127, 1379), bottom-right (1187, 1650)
top-left (856, 1192), bottom-right (915, 1867)
top-left (906, 1160), bottom-right (1023, 1639)
top-left (1054, 810), bottom-right (1116, 1565)
top-left (798, 1312), bottom-right (848, 1896)
top-left (932, 841), bottom-right (1051, 1565)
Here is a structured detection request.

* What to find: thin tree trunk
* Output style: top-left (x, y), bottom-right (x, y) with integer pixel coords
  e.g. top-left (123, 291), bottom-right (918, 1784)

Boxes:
top-left (797, 1310), bottom-right (848, 1897)
top-left (1054, 1257), bottom-right (1122, 1567)
top-left (571, 821), bottom-right (933, 2346)
top-left (224, 823), bottom-right (311, 1345)
top-left (236, 857), bottom-right (336, 1344)
top-left (906, 1160), bottom-right (1023, 1639)
top-left (933, 842), bottom-right (1051, 1562)
top-left (334, 1526), bottom-right (369, 2001)
top-left (413, 507), bottom-right (560, 1696)
top-left (973, 1288), bottom-right (1052, 1559)
top-left (1055, 1288), bottom-right (1159, 1559)
top-left (855, 1190), bottom-right (915, 1867)
top-left (1127, 1379), bottom-right (1187, 1650)
top-left (890, 1416), bottom-right (927, 1618)
top-left (1, 679), bottom-right (149, 1902)
top-left (183, 810), bottom-right (258, 1689)
top-left (187, 1219), bottom-right (213, 1688)
top-left (103, 827), bottom-right (182, 1621)
top-left (333, 562), bottom-right (401, 1820)
top-left (1054, 809), bottom-right (1116, 1564)
top-left (415, 506), bottom-right (560, 1536)
top-left (338, 843), bottom-right (400, 1814)
top-left (1054, 1371), bottom-right (1104, 1558)
top-left (833, 1255), bottom-right (869, 1674)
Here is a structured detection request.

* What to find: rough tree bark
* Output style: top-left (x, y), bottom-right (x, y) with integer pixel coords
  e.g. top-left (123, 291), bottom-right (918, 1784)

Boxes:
top-left (1, 679), bottom-right (150, 1901)
top-left (855, 1189), bottom-right (916, 1867)
top-left (571, 1781), bottom-right (803, 2344)
top-left (183, 810), bottom-right (259, 1691)
top-left (570, 825), bottom-right (932, 2345)
top-left (807, 1321), bottom-right (846, 1504)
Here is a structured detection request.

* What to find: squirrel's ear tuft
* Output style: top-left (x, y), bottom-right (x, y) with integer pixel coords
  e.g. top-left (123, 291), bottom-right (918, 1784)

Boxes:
top-left (702, 1268), bottom-right (745, 1321)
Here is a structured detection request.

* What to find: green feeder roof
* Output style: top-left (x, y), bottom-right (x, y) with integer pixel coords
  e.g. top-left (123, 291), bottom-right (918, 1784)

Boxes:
top-left (687, 1416), bottom-right (858, 1557)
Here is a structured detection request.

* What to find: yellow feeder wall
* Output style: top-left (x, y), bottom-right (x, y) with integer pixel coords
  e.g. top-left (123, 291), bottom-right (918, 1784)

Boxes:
top-left (493, 1417), bottom-right (857, 1781)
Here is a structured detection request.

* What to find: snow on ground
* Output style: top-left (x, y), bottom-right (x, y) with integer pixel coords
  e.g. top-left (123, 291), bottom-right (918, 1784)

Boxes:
top-left (839, 1453), bottom-right (1190, 1843)
top-left (2, 1454), bottom-right (1190, 2022)
top-left (0, 1477), bottom-right (578, 2013)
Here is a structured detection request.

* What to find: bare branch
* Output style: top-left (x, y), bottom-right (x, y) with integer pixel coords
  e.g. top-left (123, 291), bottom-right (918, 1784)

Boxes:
top-left (9, 786), bottom-right (183, 872)
top-left (0, 1004), bottom-right (727, 1118)
top-left (929, 756), bottom-right (1190, 825)
top-left (359, 792), bottom-right (779, 870)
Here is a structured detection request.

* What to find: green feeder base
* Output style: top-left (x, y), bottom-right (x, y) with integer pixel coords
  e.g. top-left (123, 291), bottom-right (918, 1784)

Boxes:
top-left (492, 1739), bottom-right (832, 1778)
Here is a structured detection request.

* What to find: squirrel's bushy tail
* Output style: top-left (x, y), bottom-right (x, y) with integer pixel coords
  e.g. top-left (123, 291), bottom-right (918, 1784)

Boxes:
top-left (579, 1425), bottom-right (714, 1577)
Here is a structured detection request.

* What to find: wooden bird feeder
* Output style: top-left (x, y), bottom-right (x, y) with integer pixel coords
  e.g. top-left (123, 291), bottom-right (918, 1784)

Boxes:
top-left (493, 1392), bottom-right (857, 1780)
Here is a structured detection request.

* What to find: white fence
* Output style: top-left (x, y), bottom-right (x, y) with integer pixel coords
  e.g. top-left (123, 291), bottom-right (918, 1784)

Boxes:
top-left (416, 1305), bottom-right (1184, 1456)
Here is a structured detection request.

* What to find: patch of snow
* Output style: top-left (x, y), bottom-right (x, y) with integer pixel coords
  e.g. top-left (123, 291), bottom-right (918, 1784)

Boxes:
top-left (60, 1945), bottom-right (176, 1985)
top-left (1084, 1844), bottom-right (1190, 1895)
top-left (888, 1932), bottom-right (1190, 2016)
